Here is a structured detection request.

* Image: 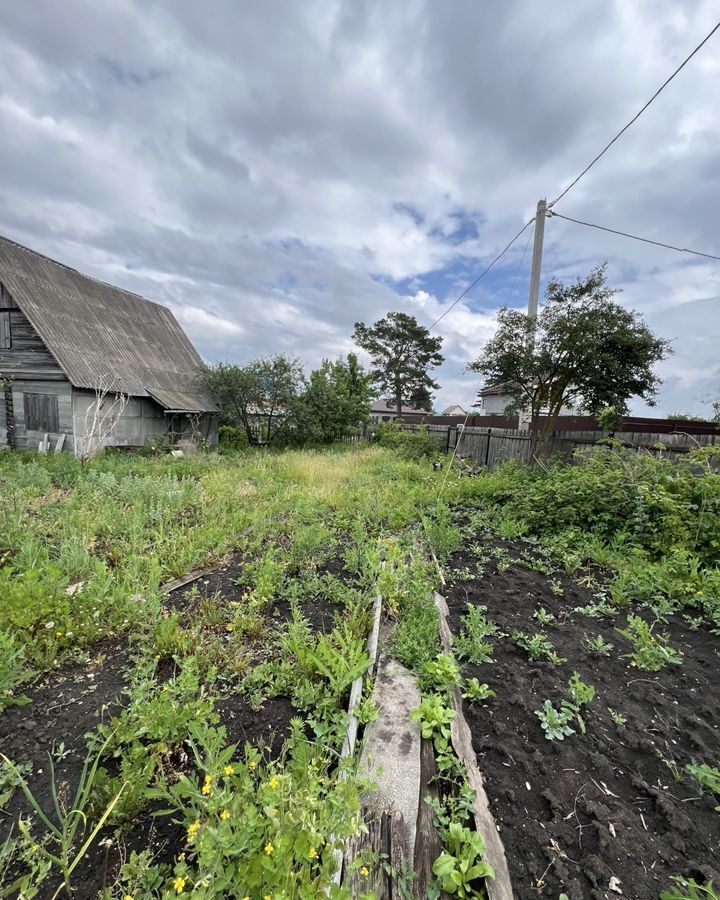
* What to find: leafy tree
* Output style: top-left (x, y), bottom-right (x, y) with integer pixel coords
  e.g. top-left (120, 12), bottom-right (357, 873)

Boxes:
top-left (197, 355), bottom-right (303, 444)
top-left (353, 312), bottom-right (444, 418)
top-left (467, 264), bottom-right (671, 457)
top-left (289, 354), bottom-right (374, 444)
top-left (667, 412), bottom-right (708, 422)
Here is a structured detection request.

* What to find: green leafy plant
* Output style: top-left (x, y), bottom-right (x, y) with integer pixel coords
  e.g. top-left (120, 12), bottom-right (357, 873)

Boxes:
top-left (432, 822), bottom-right (494, 898)
top-left (567, 671), bottom-right (595, 707)
top-left (534, 700), bottom-right (575, 741)
top-left (616, 615), bottom-right (683, 671)
top-left (686, 762), bottom-right (720, 810)
top-left (420, 653), bottom-right (462, 693)
top-left (512, 630), bottom-right (566, 665)
top-left (411, 694), bottom-right (455, 741)
top-left (0, 735), bottom-right (126, 898)
top-left (582, 634), bottom-right (615, 656)
top-left (0, 630), bottom-right (31, 713)
top-left (532, 606), bottom-right (555, 625)
top-left (454, 605), bottom-right (501, 665)
top-left (607, 707), bottom-right (627, 725)
top-left (462, 678), bottom-right (496, 703)
top-left (660, 877), bottom-right (720, 899)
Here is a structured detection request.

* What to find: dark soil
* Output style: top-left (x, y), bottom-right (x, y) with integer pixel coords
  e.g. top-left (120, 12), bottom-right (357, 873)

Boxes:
top-left (1, 548), bottom-right (354, 898)
top-left (444, 535), bottom-right (720, 900)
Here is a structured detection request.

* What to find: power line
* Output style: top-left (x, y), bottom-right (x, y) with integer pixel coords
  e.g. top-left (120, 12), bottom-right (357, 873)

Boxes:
top-left (549, 19), bottom-right (720, 209)
top-left (548, 210), bottom-right (720, 261)
top-left (428, 217), bottom-right (535, 331)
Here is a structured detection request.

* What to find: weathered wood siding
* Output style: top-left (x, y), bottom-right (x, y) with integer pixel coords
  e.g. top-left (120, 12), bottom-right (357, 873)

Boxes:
top-left (9, 380), bottom-right (74, 451)
top-left (0, 285), bottom-right (65, 379)
top-left (72, 391), bottom-right (168, 453)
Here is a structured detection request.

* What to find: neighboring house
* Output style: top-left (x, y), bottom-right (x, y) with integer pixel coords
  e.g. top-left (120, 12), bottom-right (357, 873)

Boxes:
top-left (0, 235), bottom-right (218, 454)
top-left (369, 399), bottom-right (430, 424)
top-left (475, 383), bottom-right (573, 417)
top-left (441, 404), bottom-right (467, 416)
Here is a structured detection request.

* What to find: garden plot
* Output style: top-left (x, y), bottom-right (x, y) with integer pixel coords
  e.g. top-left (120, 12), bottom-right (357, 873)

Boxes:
top-left (441, 533), bottom-right (720, 900)
top-left (3, 449), bottom-right (444, 898)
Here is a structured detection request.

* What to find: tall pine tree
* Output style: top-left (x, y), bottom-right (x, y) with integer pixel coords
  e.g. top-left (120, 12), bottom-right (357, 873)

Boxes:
top-left (353, 312), bottom-right (444, 418)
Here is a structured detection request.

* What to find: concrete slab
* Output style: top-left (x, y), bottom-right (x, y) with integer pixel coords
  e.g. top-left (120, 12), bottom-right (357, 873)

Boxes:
top-left (360, 654), bottom-right (421, 867)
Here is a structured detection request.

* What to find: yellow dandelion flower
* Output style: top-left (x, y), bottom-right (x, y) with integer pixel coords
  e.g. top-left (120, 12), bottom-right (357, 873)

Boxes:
top-left (223, 765), bottom-right (234, 776)
top-left (248, 760), bottom-right (257, 769)
top-left (308, 847), bottom-right (318, 859)
top-left (220, 809), bottom-right (230, 821)
top-left (264, 842), bottom-right (274, 855)
top-left (187, 821), bottom-right (201, 840)
top-left (360, 866), bottom-right (369, 879)
top-left (268, 775), bottom-right (280, 790)
top-left (201, 782), bottom-right (213, 796)
top-left (226, 623), bottom-right (235, 632)
top-left (264, 895), bottom-right (272, 900)
top-left (173, 876), bottom-right (186, 894)
top-left (177, 853), bottom-right (185, 862)
top-left (124, 895), bottom-right (134, 900)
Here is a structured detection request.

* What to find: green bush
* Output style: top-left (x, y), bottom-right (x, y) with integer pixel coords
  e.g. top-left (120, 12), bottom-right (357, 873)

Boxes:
top-left (373, 421), bottom-right (436, 459)
top-left (218, 425), bottom-right (249, 451)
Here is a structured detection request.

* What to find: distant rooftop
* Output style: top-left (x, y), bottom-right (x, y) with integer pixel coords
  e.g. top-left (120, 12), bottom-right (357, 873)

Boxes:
top-left (371, 399), bottom-right (429, 415)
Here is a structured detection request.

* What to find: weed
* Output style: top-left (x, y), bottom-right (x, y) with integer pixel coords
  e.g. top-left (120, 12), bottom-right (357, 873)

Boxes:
top-left (581, 634), bottom-right (615, 656)
top-left (548, 579), bottom-right (565, 597)
top-left (607, 707), bottom-right (627, 726)
top-left (512, 631), bottom-right (566, 665)
top-left (1, 735), bottom-right (126, 897)
top-left (686, 762), bottom-right (720, 810)
top-left (616, 615), bottom-right (683, 671)
top-left (454, 605), bottom-right (502, 665)
top-left (462, 678), bottom-right (496, 702)
top-left (411, 694), bottom-right (455, 741)
top-left (420, 653), bottom-right (462, 694)
top-left (0, 760), bottom-right (32, 809)
top-left (432, 821), bottom-right (494, 898)
top-left (532, 606), bottom-right (555, 626)
top-left (0, 631), bottom-right (31, 713)
top-left (660, 877), bottom-right (720, 899)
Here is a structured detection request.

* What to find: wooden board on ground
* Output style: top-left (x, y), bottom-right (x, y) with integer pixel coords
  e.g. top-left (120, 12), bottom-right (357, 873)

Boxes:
top-left (343, 812), bottom-right (406, 899)
top-left (414, 737), bottom-right (444, 899)
top-left (434, 591), bottom-right (515, 900)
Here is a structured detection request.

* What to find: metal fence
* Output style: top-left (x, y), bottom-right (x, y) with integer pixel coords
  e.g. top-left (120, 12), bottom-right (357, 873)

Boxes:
top-left (400, 424), bottom-right (719, 471)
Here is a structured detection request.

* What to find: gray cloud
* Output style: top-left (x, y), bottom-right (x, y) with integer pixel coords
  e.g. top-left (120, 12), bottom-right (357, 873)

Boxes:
top-left (0, 0), bottom-right (718, 416)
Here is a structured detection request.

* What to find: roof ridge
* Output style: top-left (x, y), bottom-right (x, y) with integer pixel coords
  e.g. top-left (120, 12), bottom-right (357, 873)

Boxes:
top-left (0, 232), bottom-right (167, 311)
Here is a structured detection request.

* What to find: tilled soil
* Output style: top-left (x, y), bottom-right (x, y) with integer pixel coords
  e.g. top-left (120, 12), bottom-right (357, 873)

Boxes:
top-left (443, 537), bottom-right (720, 900)
top-left (0, 551), bottom-right (349, 899)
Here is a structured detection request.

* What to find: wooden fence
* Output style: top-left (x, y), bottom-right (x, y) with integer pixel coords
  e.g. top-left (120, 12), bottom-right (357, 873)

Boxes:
top-left (401, 424), bottom-right (719, 471)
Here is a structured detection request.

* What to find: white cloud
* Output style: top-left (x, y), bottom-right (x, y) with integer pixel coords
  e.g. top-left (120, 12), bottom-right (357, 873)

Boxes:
top-left (0, 0), bottom-right (717, 416)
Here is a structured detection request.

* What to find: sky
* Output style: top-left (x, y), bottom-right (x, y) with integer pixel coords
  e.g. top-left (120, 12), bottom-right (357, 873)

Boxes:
top-left (0, 0), bottom-right (718, 417)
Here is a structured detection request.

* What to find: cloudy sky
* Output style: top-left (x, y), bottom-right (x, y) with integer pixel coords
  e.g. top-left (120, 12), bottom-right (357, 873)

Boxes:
top-left (1, 1), bottom-right (718, 416)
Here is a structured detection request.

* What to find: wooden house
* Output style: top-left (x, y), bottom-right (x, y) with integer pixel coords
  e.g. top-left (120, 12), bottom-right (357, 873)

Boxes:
top-left (0, 235), bottom-right (218, 454)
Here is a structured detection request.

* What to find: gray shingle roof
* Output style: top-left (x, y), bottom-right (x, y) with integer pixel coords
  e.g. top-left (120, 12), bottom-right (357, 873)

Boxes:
top-left (0, 235), bottom-right (217, 412)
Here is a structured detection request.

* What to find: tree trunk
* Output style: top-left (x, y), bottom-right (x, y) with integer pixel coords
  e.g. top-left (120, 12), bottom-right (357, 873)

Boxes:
top-left (395, 381), bottom-right (402, 420)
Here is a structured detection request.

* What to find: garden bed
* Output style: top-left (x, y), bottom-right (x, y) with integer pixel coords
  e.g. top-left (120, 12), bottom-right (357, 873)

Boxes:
top-left (443, 534), bottom-right (720, 900)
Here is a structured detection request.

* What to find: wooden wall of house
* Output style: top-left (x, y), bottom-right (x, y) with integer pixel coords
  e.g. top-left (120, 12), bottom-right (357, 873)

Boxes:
top-left (7, 380), bottom-right (74, 451)
top-left (0, 285), bottom-right (65, 379)
top-left (72, 391), bottom-right (168, 453)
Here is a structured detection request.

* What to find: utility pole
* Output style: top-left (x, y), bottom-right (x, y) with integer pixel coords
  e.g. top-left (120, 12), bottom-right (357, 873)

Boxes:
top-left (518, 198), bottom-right (547, 432)
top-left (527, 198), bottom-right (547, 320)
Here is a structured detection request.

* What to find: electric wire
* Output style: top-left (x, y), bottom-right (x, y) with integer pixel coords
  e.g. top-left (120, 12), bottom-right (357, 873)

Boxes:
top-left (548, 210), bottom-right (720, 262)
top-left (549, 19), bottom-right (720, 208)
top-left (428, 217), bottom-right (535, 331)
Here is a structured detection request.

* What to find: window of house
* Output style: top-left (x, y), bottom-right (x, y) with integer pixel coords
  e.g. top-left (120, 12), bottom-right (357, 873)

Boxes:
top-left (0, 311), bottom-right (10, 349)
top-left (24, 393), bottom-right (59, 432)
